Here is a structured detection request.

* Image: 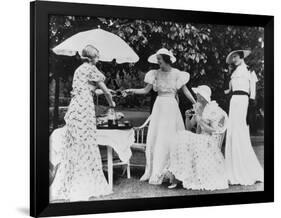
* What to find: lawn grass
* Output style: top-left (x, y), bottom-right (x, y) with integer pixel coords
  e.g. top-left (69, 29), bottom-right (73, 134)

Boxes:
top-left (96, 137), bottom-right (264, 201)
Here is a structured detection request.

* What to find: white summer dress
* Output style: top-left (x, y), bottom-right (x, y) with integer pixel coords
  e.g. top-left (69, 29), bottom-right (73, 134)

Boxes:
top-left (225, 61), bottom-right (264, 185)
top-left (140, 68), bottom-right (190, 185)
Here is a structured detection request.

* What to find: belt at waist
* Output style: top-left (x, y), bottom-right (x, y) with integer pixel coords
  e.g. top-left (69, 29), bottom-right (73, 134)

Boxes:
top-left (232, 90), bottom-right (249, 97)
top-left (157, 93), bottom-right (176, 98)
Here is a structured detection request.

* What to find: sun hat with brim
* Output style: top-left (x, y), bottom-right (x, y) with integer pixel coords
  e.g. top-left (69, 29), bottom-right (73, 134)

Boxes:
top-left (192, 85), bottom-right (212, 102)
top-left (226, 50), bottom-right (251, 64)
top-left (148, 48), bottom-right (176, 64)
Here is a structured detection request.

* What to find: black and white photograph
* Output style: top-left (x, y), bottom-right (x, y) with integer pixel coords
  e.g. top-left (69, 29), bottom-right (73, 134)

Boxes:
top-left (1, 0), bottom-right (279, 217)
top-left (48, 14), bottom-right (265, 203)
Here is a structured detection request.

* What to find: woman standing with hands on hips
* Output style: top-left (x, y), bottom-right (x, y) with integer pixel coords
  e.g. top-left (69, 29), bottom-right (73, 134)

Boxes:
top-left (224, 49), bottom-right (263, 185)
top-left (50, 45), bottom-right (115, 202)
top-left (123, 48), bottom-right (196, 185)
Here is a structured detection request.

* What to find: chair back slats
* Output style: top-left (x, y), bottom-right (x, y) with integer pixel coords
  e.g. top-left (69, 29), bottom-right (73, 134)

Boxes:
top-left (136, 129), bottom-right (140, 143)
top-left (132, 112), bottom-right (228, 150)
top-left (212, 111), bottom-right (228, 150)
top-left (132, 116), bottom-right (150, 149)
top-left (134, 126), bottom-right (148, 144)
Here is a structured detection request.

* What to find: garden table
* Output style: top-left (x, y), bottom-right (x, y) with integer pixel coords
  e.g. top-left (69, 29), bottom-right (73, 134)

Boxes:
top-left (50, 127), bottom-right (135, 190)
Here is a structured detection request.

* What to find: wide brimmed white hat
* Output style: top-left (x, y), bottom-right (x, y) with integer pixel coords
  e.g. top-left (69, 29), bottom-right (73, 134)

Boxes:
top-left (192, 85), bottom-right (212, 102)
top-left (148, 48), bottom-right (176, 64)
top-left (226, 50), bottom-right (251, 64)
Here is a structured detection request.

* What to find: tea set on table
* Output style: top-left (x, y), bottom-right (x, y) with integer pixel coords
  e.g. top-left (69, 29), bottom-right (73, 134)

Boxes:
top-left (96, 89), bottom-right (133, 129)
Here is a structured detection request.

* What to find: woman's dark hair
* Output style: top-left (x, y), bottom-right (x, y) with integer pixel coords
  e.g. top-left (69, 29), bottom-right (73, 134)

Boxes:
top-left (236, 51), bottom-right (244, 59)
top-left (160, 54), bottom-right (172, 65)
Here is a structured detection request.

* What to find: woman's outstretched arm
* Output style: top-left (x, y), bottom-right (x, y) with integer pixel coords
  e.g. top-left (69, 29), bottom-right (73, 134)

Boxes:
top-left (94, 88), bottom-right (116, 96)
top-left (125, 84), bottom-right (153, 95)
top-left (181, 85), bottom-right (196, 104)
top-left (97, 81), bottom-right (116, 107)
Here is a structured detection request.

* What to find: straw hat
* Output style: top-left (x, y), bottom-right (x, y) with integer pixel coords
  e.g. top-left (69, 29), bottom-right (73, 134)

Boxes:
top-left (226, 50), bottom-right (251, 64)
top-left (192, 85), bottom-right (212, 102)
top-left (148, 48), bottom-right (176, 64)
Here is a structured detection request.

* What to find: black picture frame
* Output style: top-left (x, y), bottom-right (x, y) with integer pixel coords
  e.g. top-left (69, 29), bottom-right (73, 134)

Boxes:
top-left (30, 1), bottom-right (274, 217)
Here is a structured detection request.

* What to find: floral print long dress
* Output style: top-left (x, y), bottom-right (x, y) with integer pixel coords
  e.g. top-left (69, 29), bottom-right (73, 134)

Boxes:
top-left (169, 101), bottom-right (229, 191)
top-left (50, 63), bottom-right (112, 202)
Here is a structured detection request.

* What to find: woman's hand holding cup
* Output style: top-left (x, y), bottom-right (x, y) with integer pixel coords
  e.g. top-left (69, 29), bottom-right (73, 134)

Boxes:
top-left (185, 109), bottom-right (194, 118)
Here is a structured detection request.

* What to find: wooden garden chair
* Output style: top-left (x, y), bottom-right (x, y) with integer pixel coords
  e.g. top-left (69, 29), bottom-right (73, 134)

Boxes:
top-left (128, 116), bottom-right (151, 169)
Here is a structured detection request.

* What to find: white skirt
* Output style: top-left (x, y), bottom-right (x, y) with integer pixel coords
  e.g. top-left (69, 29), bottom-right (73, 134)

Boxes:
top-left (225, 95), bottom-right (264, 185)
top-left (140, 96), bottom-right (185, 184)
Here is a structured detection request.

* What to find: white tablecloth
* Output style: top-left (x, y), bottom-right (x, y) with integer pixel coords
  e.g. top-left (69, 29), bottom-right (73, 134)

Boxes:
top-left (95, 129), bottom-right (134, 162)
top-left (50, 126), bottom-right (134, 165)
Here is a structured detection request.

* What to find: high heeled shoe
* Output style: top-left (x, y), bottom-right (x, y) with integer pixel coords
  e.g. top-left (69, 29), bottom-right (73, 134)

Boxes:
top-left (168, 183), bottom-right (177, 189)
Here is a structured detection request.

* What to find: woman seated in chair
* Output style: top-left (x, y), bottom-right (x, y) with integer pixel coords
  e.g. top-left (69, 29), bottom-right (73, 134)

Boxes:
top-left (167, 85), bottom-right (229, 191)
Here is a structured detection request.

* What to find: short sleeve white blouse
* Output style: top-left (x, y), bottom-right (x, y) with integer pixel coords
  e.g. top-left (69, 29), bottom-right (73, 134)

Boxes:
top-left (144, 68), bottom-right (190, 95)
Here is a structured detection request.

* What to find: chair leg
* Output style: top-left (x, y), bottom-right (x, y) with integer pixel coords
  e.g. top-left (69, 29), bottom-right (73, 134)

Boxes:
top-left (107, 146), bottom-right (113, 190)
top-left (127, 162), bottom-right (131, 179)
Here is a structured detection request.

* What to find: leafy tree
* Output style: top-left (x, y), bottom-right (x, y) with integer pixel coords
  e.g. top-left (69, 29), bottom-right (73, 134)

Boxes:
top-left (48, 15), bottom-right (264, 129)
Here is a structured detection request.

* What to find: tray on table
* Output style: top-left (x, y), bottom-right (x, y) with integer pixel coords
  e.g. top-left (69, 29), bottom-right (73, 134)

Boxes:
top-left (97, 122), bottom-right (133, 130)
